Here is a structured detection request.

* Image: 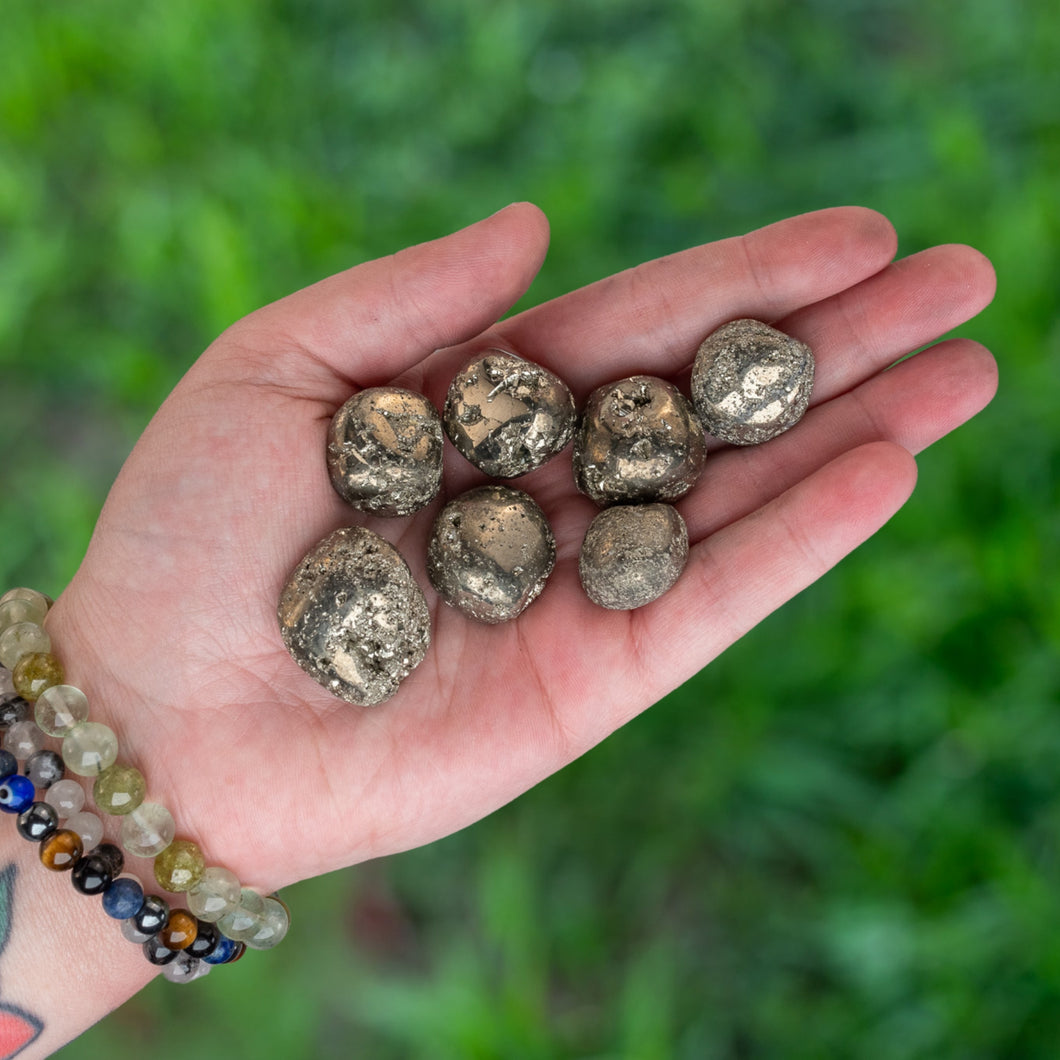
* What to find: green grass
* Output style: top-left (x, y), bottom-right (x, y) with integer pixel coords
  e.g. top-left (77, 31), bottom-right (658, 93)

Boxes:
top-left (1, 1), bottom-right (1057, 1056)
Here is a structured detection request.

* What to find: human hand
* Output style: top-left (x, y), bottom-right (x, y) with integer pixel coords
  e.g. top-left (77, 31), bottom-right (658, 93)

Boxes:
top-left (45, 203), bottom-right (997, 891)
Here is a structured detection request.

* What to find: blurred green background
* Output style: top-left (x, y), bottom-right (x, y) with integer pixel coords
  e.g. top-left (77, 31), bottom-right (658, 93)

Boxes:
top-left (2, 0), bottom-right (1057, 1057)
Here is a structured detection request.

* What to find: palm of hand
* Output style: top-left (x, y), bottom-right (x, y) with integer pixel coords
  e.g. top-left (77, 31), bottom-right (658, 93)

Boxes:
top-left (46, 204), bottom-right (996, 892)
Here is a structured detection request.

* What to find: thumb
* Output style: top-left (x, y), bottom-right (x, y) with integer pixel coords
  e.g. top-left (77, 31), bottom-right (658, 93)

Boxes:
top-left (245, 202), bottom-right (551, 387)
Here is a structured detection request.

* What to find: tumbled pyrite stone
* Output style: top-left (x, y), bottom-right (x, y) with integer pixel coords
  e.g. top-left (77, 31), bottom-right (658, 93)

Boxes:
top-left (691, 318), bottom-right (814, 445)
top-left (278, 526), bottom-right (431, 706)
top-left (572, 376), bottom-right (706, 505)
top-left (327, 387), bottom-right (443, 516)
top-left (578, 503), bottom-right (689, 610)
top-left (427, 485), bottom-right (555, 624)
top-left (443, 351), bottom-right (576, 478)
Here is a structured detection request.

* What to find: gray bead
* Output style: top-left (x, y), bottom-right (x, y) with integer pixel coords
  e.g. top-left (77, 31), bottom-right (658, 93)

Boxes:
top-left (690, 319), bottom-right (814, 445)
top-left (278, 526), bottom-right (431, 706)
top-left (427, 485), bottom-right (555, 624)
top-left (327, 387), bottom-right (443, 516)
top-left (572, 376), bottom-right (706, 505)
top-left (443, 351), bottom-right (576, 478)
top-left (578, 504), bottom-right (689, 610)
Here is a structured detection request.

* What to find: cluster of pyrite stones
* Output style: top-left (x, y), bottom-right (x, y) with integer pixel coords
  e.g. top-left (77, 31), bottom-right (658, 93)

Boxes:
top-left (279, 318), bottom-right (814, 706)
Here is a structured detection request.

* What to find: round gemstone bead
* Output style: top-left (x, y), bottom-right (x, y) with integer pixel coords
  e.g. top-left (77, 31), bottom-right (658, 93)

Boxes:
top-left (218, 888), bottom-right (266, 943)
top-left (61, 721), bottom-right (118, 776)
top-left (134, 894), bottom-right (170, 936)
top-left (0, 623), bottom-right (51, 670)
top-left (71, 851), bottom-right (115, 895)
top-left (13, 652), bottom-right (64, 701)
top-left (121, 803), bottom-right (175, 858)
top-left (160, 909), bottom-right (198, 951)
top-left (93, 763), bottom-right (146, 816)
top-left (186, 919), bottom-right (220, 959)
top-left (153, 839), bottom-right (205, 893)
top-left (202, 934), bottom-right (242, 965)
top-left (0, 668), bottom-right (12, 698)
top-left (102, 876), bottom-right (145, 920)
top-left (162, 951), bottom-right (210, 983)
top-left (187, 866), bottom-right (241, 923)
top-left (35, 685), bottom-right (89, 737)
top-left (65, 810), bottom-right (104, 851)
top-left (0, 595), bottom-right (49, 634)
top-left (120, 917), bottom-right (153, 944)
top-left (0, 588), bottom-right (51, 613)
top-left (25, 749), bottom-right (64, 789)
top-left (16, 800), bottom-right (59, 842)
top-left (40, 828), bottom-right (83, 871)
top-left (45, 778), bottom-right (85, 817)
top-left (94, 842), bottom-right (125, 877)
top-left (0, 694), bottom-right (30, 729)
top-left (244, 896), bottom-right (291, 950)
top-left (3, 719), bottom-right (45, 761)
top-left (143, 935), bottom-right (178, 965)
top-left (0, 748), bottom-right (17, 781)
top-left (0, 774), bottom-right (35, 814)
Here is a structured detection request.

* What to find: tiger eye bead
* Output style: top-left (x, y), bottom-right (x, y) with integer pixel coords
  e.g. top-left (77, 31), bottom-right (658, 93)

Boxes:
top-left (61, 721), bottom-right (118, 777)
top-left (160, 909), bottom-right (198, 951)
top-left (12, 652), bottom-right (64, 702)
top-left (40, 828), bottom-right (83, 871)
top-left (154, 839), bottom-right (205, 893)
top-left (94, 763), bottom-right (146, 816)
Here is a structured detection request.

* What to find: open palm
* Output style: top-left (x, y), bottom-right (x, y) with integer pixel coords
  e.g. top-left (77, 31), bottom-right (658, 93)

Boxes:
top-left (46, 203), bottom-right (997, 894)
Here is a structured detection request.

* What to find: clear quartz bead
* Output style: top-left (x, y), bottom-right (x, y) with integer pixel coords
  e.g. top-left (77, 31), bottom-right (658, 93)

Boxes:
top-left (218, 888), bottom-right (266, 943)
top-left (0, 588), bottom-right (51, 611)
top-left (65, 810), bottom-right (104, 850)
top-left (0, 596), bottom-right (49, 635)
top-left (187, 867), bottom-right (241, 923)
top-left (244, 897), bottom-right (290, 950)
top-left (0, 623), bottom-right (51, 669)
top-left (2, 719), bottom-right (46, 761)
top-left (121, 803), bottom-right (175, 858)
top-left (0, 668), bottom-right (14, 697)
top-left (45, 778), bottom-right (85, 817)
top-left (35, 685), bottom-right (90, 737)
top-left (61, 721), bottom-right (118, 776)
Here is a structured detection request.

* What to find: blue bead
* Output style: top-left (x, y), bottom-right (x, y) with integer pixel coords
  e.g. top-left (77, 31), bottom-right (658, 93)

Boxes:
top-left (102, 877), bottom-right (146, 920)
top-left (202, 934), bottom-right (238, 965)
top-left (0, 749), bottom-right (17, 781)
top-left (0, 774), bottom-right (35, 814)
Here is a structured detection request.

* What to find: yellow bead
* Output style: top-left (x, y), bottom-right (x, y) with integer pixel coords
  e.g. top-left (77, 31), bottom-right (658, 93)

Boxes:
top-left (93, 763), bottom-right (147, 815)
top-left (154, 839), bottom-right (205, 893)
top-left (13, 652), bottom-right (64, 702)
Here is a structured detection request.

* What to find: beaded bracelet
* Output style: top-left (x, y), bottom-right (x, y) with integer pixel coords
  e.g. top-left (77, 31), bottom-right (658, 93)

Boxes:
top-left (0, 587), bottom-right (289, 982)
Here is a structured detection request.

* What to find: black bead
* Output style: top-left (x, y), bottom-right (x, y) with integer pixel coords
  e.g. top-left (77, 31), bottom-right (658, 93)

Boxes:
top-left (71, 852), bottom-right (114, 895)
top-left (25, 749), bottom-right (63, 790)
top-left (16, 801), bottom-right (59, 842)
top-left (0, 749), bottom-right (17, 782)
top-left (186, 919), bottom-right (220, 959)
top-left (0, 695), bottom-right (30, 729)
top-left (93, 842), bottom-right (124, 878)
top-left (134, 894), bottom-right (170, 936)
top-left (142, 934), bottom-right (178, 965)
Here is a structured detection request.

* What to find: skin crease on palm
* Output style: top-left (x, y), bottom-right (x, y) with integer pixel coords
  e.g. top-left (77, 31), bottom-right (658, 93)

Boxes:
top-left (40, 202), bottom-right (997, 894)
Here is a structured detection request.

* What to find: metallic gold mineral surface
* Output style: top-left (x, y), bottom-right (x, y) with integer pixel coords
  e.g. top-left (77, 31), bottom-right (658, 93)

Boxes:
top-left (443, 351), bottom-right (576, 478)
top-left (578, 503), bottom-right (689, 610)
top-left (278, 526), bottom-right (431, 706)
top-left (327, 387), bottom-right (443, 516)
top-left (426, 484), bottom-right (555, 624)
top-left (690, 318), bottom-right (814, 445)
top-left (572, 375), bottom-right (706, 505)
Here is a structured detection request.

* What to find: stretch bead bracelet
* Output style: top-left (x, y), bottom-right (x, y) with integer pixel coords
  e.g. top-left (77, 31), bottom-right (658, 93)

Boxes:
top-left (0, 587), bottom-right (290, 981)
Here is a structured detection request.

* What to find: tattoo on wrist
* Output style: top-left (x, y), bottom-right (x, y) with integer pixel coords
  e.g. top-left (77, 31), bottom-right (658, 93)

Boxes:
top-left (0, 866), bottom-right (44, 1058)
